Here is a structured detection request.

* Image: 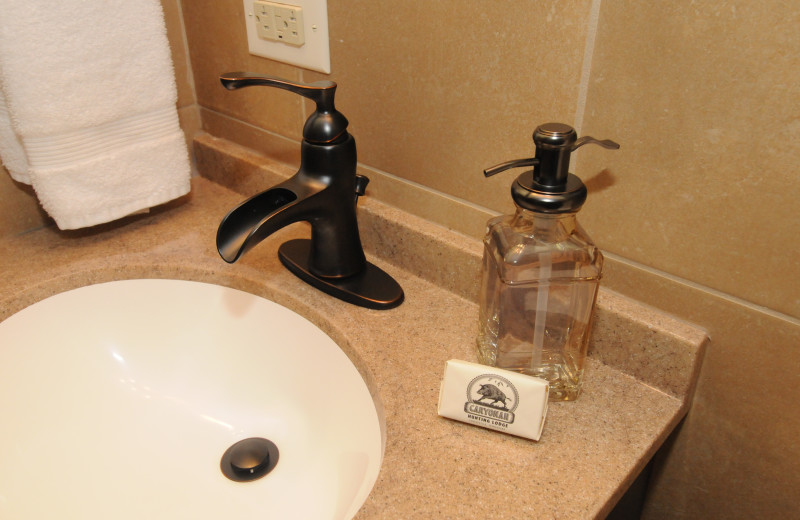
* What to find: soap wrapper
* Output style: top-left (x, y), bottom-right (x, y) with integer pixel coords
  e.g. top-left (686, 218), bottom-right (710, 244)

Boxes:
top-left (437, 359), bottom-right (549, 441)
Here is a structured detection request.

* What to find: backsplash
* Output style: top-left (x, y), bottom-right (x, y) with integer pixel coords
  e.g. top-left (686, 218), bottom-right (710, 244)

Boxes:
top-left (2, 1), bottom-right (798, 518)
top-left (195, 133), bottom-right (707, 405)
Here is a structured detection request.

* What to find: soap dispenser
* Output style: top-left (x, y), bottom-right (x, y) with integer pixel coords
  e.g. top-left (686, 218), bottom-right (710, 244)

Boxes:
top-left (477, 123), bottom-right (619, 401)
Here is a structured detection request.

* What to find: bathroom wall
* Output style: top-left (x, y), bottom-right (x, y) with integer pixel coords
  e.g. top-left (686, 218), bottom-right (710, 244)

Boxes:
top-left (1, 0), bottom-right (798, 518)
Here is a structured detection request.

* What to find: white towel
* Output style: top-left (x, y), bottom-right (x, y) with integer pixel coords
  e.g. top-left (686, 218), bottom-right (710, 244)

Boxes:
top-left (0, 0), bottom-right (191, 230)
top-left (0, 88), bottom-right (28, 183)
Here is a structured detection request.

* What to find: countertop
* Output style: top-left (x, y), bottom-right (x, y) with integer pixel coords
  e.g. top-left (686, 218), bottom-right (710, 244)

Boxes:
top-left (0, 140), bottom-right (708, 519)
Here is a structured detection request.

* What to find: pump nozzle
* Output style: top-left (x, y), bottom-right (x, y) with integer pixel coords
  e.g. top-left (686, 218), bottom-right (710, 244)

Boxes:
top-left (483, 158), bottom-right (538, 177)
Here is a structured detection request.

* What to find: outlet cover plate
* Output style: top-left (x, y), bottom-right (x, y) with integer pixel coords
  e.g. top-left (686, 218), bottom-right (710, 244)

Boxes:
top-left (242, 0), bottom-right (330, 73)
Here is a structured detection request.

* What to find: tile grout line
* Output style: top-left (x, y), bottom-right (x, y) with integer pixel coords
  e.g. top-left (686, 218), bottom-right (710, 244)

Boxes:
top-left (572, 0), bottom-right (603, 171)
top-left (174, 0), bottom-right (198, 102)
top-left (574, 0), bottom-right (602, 134)
top-left (604, 251), bottom-right (800, 327)
top-left (298, 69), bottom-right (308, 123)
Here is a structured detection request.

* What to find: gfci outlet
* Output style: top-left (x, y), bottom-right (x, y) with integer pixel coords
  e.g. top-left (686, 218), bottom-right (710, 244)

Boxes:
top-left (243, 0), bottom-right (330, 74)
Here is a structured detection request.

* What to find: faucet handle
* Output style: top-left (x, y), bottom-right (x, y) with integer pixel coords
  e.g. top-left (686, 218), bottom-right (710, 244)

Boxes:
top-left (354, 174), bottom-right (369, 197)
top-left (220, 72), bottom-right (348, 144)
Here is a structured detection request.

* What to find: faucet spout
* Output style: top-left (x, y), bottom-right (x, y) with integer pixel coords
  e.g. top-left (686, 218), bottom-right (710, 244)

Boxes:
top-left (216, 179), bottom-right (320, 264)
top-left (217, 136), bottom-right (368, 279)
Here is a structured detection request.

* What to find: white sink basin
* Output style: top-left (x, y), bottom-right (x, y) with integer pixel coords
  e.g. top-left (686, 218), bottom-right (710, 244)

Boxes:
top-left (0, 279), bottom-right (383, 519)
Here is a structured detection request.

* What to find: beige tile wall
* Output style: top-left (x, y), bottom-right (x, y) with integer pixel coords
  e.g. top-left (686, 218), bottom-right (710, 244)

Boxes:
top-left (580, 1), bottom-right (800, 318)
top-left (179, 1), bottom-right (800, 517)
top-left (580, 4), bottom-right (800, 516)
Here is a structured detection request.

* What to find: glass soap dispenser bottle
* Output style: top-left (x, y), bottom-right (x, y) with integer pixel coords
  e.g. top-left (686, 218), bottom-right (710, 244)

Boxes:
top-left (477, 123), bottom-right (619, 401)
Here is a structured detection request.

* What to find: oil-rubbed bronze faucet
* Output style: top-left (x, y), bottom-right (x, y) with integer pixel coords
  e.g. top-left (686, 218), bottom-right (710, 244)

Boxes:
top-left (215, 72), bottom-right (403, 309)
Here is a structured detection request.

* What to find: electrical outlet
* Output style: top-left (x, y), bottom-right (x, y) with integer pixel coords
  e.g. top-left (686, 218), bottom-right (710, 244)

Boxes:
top-left (273, 4), bottom-right (305, 45)
top-left (253, 1), bottom-right (277, 41)
top-left (243, 0), bottom-right (330, 74)
top-left (253, 1), bottom-right (304, 46)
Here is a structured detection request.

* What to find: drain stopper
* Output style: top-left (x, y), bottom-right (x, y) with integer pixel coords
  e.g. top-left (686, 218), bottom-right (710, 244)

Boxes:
top-left (220, 437), bottom-right (279, 482)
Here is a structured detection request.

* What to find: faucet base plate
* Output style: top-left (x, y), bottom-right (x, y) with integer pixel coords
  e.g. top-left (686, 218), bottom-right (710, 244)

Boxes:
top-left (278, 239), bottom-right (404, 310)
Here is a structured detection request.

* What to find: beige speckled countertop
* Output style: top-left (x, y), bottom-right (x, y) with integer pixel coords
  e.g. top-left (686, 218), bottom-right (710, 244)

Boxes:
top-left (0, 136), bottom-right (708, 519)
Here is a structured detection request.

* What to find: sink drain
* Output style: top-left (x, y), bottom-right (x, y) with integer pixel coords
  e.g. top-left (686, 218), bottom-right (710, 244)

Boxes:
top-left (220, 437), bottom-right (279, 482)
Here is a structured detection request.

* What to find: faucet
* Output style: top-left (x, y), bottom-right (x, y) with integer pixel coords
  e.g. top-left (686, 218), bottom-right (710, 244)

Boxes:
top-left (215, 72), bottom-right (403, 309)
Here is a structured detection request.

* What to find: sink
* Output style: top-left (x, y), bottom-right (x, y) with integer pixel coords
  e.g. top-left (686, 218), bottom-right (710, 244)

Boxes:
top-left (0, 279), bottom-right (383, 519)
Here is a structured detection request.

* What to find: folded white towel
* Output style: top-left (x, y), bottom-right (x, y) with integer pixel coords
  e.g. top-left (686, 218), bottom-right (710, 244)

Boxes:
top-left (0, 88), bottom-right (28, 183)
top-left (0, 0), bottom-right (191, 230)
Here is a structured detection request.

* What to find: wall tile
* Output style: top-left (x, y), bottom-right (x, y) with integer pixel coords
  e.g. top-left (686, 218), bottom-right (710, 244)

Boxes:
top-left (316, 0), bottom-right (593, 217)
top-left (181, 0), bottom-right (305, 141)
top-left (579, 1), bottom-right (800, 318)
top-left (577, 3), bottom-right (800, 516)
top-left (184, 0), bottom-right (595, 234)
top-left (601, 256), bottom-right (800, 520)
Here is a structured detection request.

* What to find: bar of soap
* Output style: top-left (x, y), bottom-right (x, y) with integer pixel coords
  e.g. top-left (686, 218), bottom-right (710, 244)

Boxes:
top-left (437, 359), bottom-right (549, 441)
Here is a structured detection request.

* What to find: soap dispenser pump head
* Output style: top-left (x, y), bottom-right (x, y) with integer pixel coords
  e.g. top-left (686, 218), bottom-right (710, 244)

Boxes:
top-left (484, 123), bottom-right (619, 213)
top-left (532, 123), bottom-right (579, 189)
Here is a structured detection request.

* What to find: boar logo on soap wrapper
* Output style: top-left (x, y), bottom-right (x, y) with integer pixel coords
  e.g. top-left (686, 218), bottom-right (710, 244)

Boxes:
top-left (464, 374), bottom-right (519, 426)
